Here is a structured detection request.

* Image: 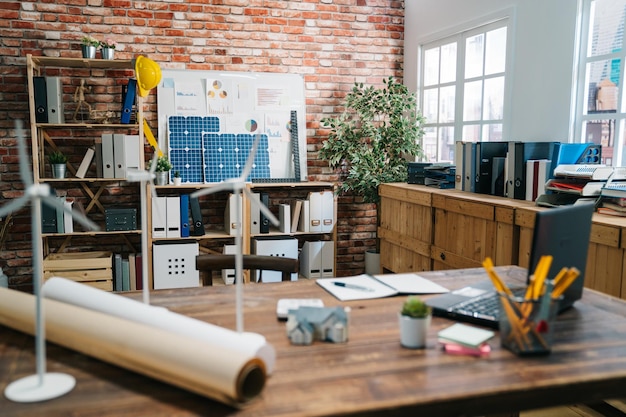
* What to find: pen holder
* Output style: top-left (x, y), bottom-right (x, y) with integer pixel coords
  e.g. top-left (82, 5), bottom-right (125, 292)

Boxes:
top-left (498, 293), bottom-right (559, 356)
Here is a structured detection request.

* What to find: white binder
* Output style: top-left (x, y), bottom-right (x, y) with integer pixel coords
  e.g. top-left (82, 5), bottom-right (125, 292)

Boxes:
top-left (45, 76), bottom-right (64, 124)
top-left (321, 240), bottom-right (335, 278)
top-left (300, 241), bottom-right (335, 279)
top-left (166, 196), bottom-right (181, 238)
top-left (320, 191), bottom-right (334, 233)
top-left (113, 134), bottom-right (126, 179)
top-left (63, 198), bottom-right (74, 233)
top-left (101, 133), bottom-right (115, 178)
top-left (250, 192), bottom-right (261, 234)
top-left (224, 193), bottom-right (242, 236)
top-left (308, 192), bottom-right (323, 232)
top-left (151, 196), bottom-right (167, 238)
top-left (279, 203), bottom-right (290, 233)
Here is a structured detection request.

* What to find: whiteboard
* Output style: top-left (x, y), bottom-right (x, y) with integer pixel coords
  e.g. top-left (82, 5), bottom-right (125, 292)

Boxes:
top-left (157, 69), bottom-right (307, 183)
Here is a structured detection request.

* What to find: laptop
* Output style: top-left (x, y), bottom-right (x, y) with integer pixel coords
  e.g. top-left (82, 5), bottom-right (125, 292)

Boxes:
top-left (426, 202), bottom-right (595, 328)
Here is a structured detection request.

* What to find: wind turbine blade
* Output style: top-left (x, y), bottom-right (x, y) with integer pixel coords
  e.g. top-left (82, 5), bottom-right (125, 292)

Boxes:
top-left (41, 196), bottom-right (99, 231)
top-left (149, 152), bottom-right (159, 176)
top-left (0, 195), bottom-right (30, 218)
top-left (243, 188), bottom-right (279, 226)
top-left (240, 134), bottom-right (261, 181)
top-left (191, 182), bottom-right (233, 199)
top-left (14, 120), bottom-right (34, 186)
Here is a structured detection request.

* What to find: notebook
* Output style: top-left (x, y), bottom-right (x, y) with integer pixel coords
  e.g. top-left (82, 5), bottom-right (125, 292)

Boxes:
top-left (426, 202), bottom-right (595, 328)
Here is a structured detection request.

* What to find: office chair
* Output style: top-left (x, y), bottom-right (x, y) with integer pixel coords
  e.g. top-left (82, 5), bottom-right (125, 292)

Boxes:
top-left (196, 254), bottom-right (299, 285)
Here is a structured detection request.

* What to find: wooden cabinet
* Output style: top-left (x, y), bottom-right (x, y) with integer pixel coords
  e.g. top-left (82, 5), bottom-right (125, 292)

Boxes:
top-left (26, 55), bottom-right (144, 284)
top-left (380, 183), bottom-right (626, 300)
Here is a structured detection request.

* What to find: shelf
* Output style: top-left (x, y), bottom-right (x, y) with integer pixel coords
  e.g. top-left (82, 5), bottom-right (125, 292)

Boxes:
top-left (30, 56), bottom-right (134, 70)
top-left (37, 123), bottom-right (140, 129)
top-left (42, 178), bottom-right (130, 183)
top-left (152, 231), bottom-right (234, 241)
top-left (42, 230), bottom-right (142, 237)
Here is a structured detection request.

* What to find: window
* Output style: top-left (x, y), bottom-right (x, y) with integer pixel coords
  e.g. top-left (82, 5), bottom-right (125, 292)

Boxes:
top-left (419, 19), bottom-right (509, 163)
top-left (575, 0), bottom-right (626, 165)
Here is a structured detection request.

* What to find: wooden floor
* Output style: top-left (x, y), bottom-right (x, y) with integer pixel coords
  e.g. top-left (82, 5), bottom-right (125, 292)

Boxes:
top-left (522, 400), bottom-right (626, 416)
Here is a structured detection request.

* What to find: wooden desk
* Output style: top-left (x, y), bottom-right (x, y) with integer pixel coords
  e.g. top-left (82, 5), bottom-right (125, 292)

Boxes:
top-left (2, 266), bottom-right (626, 416)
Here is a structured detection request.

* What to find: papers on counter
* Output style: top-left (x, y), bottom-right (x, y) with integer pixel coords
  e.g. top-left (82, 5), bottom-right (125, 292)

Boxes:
top-left (316, 273), bottom-right (449, 301)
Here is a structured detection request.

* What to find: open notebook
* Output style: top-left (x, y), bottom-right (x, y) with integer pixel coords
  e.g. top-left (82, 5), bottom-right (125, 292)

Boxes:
top-left (316, 273), bottom-right (449, 301)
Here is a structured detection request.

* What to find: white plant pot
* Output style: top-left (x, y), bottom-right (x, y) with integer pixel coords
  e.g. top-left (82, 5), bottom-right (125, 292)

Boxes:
top-left (365, 250), bottom-right (381, 275)
top-left (173, 177), bottom-right (182, 186)
top-left (398, 313), bottom-right (431, 349)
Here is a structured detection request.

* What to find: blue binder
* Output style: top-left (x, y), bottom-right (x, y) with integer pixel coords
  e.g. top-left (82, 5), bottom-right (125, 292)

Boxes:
top-left (120, 79), bottom-right (137, 124)
top-left (180, 194), bottom-right (190, 238)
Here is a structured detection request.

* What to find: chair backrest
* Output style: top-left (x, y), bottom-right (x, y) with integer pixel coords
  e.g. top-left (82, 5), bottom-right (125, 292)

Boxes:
top-left (196, 254), bottom-right (299, 285)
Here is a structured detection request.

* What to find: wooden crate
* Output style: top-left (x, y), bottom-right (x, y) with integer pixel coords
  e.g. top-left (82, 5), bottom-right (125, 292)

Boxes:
top-left (43, 251), bottom-right (113, 291)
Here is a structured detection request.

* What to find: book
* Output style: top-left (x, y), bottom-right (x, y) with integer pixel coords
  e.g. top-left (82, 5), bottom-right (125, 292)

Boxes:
top-left (290, 199), bottom-right (302, 233)
top-left (437, 323), bottom-right (495, 348)
top-left (597, 207), bottom-right (626, 217)
top-left (316, 273), bottom-right (449, 301)
top-left (75, 147), bottom-right (95, 179)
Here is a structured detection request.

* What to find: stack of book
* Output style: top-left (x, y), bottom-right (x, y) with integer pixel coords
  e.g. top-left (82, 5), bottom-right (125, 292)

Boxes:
top-left (437, 323), bottom-right (494, 357)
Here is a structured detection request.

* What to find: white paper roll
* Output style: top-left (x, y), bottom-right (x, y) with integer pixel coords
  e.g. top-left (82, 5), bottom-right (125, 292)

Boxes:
top-left (0, 287), bottom-right (265, 405)
top-left (42, 277), bottom-right (276, 374)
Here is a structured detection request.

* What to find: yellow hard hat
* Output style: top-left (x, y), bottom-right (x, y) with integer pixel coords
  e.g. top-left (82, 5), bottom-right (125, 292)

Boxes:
top-left (134, 55), bottom-right (162, 97)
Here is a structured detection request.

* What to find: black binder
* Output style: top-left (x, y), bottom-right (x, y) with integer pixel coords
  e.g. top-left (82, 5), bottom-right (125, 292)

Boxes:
top-left (512, 142), bottom-right (558, 200)
top-left (33, 76), bottom-right (48, 123)
top-left (259, 192), bottom-right (270, 234)
top-left (190, 196), bottom-right (205, 236)
top-left (475, 142), bottom-right (508, 195)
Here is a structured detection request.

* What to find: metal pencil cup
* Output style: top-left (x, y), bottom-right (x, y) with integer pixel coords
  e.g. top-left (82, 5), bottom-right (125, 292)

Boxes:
top-left (498, 293), bottom-right (559, 356)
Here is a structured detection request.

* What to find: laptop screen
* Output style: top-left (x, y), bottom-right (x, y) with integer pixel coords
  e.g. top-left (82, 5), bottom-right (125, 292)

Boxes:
top-left (527, 201), bottom-right (595, 310)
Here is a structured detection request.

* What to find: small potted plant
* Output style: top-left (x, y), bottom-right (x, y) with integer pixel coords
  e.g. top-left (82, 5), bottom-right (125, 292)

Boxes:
top-left (48, 151), bottom-right (68, 179)
top-left (399, 295), bottom-right (432, 349)
top-left (150, 155), bottom-right (173, 185)
top-left (81, 35), bottom-right (99, 59)
top-left (172, 170), bottom-right (182, 186)
top-left (99, 38), bottom-right (117, 60)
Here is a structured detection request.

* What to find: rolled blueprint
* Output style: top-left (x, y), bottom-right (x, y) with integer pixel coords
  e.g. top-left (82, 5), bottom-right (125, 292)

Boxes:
top-left (0, 287), bottom-right (265, 405)
top-left (42, 276), bottom-right (276, 374)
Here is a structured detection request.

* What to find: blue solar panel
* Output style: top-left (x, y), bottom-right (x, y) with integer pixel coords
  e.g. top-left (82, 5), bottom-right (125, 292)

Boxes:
top-left (168, 116), bottom-right (220, 183)
top-left (203, 133), bottom-right (270, 182)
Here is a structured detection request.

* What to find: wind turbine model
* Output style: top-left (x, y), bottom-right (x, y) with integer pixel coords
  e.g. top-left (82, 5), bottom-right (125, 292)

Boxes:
top-left (1, 120), bottom-right (99, 402)
top-left (126, 151), bottom-right (160, 305)
top-left (191, 135), bottom-right (279, 333)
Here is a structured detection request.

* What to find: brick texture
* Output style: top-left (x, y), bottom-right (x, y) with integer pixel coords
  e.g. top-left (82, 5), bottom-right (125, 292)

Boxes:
top-left (0, 0), bottom-right (405, 289)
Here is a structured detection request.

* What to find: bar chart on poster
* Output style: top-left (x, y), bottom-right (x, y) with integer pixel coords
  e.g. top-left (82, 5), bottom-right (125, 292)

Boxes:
top-left (157, 70), bottom-right (307, 183)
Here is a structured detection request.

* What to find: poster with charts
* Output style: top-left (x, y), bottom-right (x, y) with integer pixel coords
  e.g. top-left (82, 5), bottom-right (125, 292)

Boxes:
top-left (157, 69), bottom-right (306, 181)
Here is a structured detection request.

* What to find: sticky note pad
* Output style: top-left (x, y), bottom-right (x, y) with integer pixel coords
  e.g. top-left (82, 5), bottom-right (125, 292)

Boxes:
top-left (437, 323), bottom-right (495, 348)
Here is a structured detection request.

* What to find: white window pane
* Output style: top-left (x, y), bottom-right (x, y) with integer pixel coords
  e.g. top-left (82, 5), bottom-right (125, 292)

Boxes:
top-left (424, 47), bottom-right (440, 86)
top-left (589, 0), bottom-right (626, 57)
top-left (465, 33), bottom-right (485, 79)
top-left (439, 126), bottom-right (455, 163)
top-left (439, 86), bottom-right (455, 123)
top-left (463, 124), bottom-right (480, 142)
top-left (463, 80), bottom-right (483, 121)
top-left (440, 42), bottom-right (457, 83)
top-left (485, 27), bottom-right (507, 75)
top-left (482, 124), bottom-right (503, 142)
top-left (423, 88), bottom-right (439, 122)
top-left (483, 77), bottom-right (505, 120)
top-left (585, 59), bottom-right (621, 113)
top-left (423, 126), bottom-right (438, 162)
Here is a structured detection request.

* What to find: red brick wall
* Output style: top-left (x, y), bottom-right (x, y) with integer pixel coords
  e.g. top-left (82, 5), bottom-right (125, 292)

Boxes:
top-left (0, 0), bottom-right (405, 290)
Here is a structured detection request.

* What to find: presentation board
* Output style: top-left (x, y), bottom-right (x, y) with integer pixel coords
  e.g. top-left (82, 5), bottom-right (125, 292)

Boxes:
top-left (157, 69), bottom-right (307, 183)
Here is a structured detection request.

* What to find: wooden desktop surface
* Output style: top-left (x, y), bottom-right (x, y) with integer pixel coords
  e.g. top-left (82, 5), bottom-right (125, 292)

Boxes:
top-left (2, 266), bottom-right (626, 417)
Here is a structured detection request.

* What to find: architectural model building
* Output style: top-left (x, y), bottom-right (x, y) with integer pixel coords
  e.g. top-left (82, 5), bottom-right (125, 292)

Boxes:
top-left (286, 306), bottom-right (349, 345)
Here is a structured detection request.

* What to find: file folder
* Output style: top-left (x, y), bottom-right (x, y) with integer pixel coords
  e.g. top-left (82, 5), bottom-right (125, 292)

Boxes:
top-left (190, 196), bottom-right (205, 236)
top-left (113, 134), bottom-right (140, 179)
top-left (101, 133), bottom-right (115, 178)
top-left (455, 141), bottom-right (465, 190)
top-left (151, 196), bottom-right (167, 238)
top-left (46, 76), bottom-right (64, 124)
top-left (278, 203), bottom-right (290, 233)
top-left (180, 194), bottom-right (190, 238)
top-left (63, 198), bottom-right (74, 233)
top-left (33, 76), bottom-right (48, 123)
top-left (120, 78), bottom-right (136, 124)
top-left (259, 192), bottom-right (270, 234)
top-left (463, 142), bottom-right (477, 193)
top-left (166, 196), bottom-right (181, 238)
top-left (250, 192), bottom-right (261, 234)
top-left (224, 193), bottom-right (242, 236)
top-left (321, 240), bottom-right (335, 278)
top-left (320, 191), bottom-right (334, 233)
top-left (299, 199), bottom-right (310, 233)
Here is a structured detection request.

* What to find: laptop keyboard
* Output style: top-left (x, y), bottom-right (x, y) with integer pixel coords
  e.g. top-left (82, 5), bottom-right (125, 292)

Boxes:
top-left (452, 293), bottom-right (500, 319)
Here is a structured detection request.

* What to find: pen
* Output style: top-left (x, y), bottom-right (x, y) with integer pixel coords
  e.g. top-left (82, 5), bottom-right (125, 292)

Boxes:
top-left (332, 281), bottom-right (374, 292)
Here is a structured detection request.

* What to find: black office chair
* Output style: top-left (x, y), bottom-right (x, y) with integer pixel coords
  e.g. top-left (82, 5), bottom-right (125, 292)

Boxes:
top-left (196, 254), bottom-right (299, 285)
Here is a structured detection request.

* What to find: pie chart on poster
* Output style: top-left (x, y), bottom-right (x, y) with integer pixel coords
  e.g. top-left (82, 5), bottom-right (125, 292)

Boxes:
top-left (245, 119), bottom-right (258, 132)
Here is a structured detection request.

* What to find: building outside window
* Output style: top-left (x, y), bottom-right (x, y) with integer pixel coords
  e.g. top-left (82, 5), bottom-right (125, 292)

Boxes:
top-left (575, 0), bottom-right (626, 166)
top-left (419, 19), bottom-right (509, 163)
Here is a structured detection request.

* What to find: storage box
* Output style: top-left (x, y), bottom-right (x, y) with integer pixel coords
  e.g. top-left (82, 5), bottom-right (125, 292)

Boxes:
top-left (105, 208), bottom-right (137, 231)
top-left (152, 241), bottom-right (200, 289)
top-left (43, 251), bottom-right (113, 291)
top-left (253, 237), bottom-right (298, 282)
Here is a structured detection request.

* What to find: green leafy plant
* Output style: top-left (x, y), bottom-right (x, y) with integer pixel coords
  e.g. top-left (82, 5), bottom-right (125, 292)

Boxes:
top-left (48, 151), bottom-right (68, 164)
top-left (173, 170), bottom-right (180, 178)
top-left (150, 155), bottom-right (173, 172)
top-left (319, 76), bottom-right (426, 205)
top-left (401, 296), bottom-right (431, 319)
top-left (81, 35), bottom-right (100, 47)
top-left (99, 38), bottom-right (117, 49)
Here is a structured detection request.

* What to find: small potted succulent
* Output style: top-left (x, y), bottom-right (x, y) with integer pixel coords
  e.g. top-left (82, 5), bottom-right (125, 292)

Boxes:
top-left (398, 296), bottom-right (432, 349)
top-left (150, 155), bottom-right (173, 185)
top-left (81, 35), bottom-right (99, 59)
top-left (172, 170), bottom-right (182, 186)
top-left (48, 151), bottom-right (68, 179)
